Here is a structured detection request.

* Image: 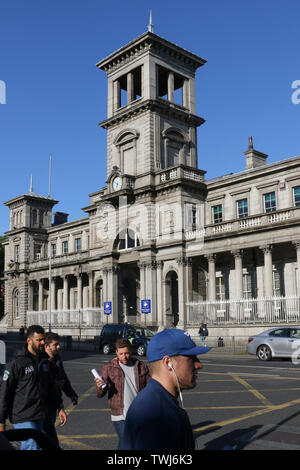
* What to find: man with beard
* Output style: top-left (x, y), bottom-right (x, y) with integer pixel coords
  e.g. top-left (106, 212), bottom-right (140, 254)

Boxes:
top-left (120, 329), bottom-right (211, 451)
top-left (43, 332), bottom-right (77, 446)
top-left (0, 325), bottom-right (65, 450)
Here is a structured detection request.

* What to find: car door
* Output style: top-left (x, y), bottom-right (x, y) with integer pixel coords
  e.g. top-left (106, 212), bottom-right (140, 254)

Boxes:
top-left (267, 328), bottom-right (290, 356)
top-left (285, 328), bottom-right (300, 357)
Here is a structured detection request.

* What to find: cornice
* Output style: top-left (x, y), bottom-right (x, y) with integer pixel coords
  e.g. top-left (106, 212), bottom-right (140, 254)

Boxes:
top-left (99, 99), bottom-right (205, 130)
top-left (96, 32), bottom-right (206, 75)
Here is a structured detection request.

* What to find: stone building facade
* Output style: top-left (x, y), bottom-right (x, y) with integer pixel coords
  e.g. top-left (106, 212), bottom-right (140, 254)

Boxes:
top-left (2, 28), bottom-right (300, 336)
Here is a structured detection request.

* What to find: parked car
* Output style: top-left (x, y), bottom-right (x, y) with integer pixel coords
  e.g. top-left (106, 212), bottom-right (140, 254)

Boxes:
top-left (98, 323), bottom-right (155, 356)
top-left (247, 327), bottom-right (300, 361)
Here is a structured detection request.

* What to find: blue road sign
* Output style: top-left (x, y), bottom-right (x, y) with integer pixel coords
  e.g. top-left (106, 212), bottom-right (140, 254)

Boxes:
top-left (104, 302), bottom-right (112, 315)
top-left (141, 299), bottom-right (151, 314)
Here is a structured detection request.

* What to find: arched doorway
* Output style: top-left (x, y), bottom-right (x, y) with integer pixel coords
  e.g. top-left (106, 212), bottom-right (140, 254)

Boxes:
top-left (165, 271), bottom-right (179, 327)
top-left (118, 264), bottom-right (140, 323)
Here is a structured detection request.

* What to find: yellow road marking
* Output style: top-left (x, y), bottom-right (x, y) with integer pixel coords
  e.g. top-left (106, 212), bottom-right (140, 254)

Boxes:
top-left (59, 434), bottom-right (116, 439)
top-left (230, 374), bottom-right (273, 407)
top-left (193, 396), bottom-right (300, 433)
top-left (59, 437), bottom-right (99, 450)
top-left (55, 384), bottom-right (95, 427)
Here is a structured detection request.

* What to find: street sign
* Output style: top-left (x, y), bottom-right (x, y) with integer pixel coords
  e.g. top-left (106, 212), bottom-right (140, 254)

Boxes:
top-left (104, 302), bottom-right (112, 315)
top-left (141, 299), bottom-right (151, 314)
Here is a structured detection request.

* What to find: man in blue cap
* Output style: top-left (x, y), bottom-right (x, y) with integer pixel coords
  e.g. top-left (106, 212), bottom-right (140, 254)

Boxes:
top-left (120, 328), bottom-right (211, 450)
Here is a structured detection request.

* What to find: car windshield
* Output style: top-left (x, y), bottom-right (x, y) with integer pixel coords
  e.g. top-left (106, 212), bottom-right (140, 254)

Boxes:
top-left (135, 327), bottom-right (155, 338)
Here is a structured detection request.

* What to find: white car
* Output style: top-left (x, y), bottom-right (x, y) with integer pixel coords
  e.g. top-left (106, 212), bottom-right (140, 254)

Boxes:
top-left (247, 327), bottom-right (300, 361)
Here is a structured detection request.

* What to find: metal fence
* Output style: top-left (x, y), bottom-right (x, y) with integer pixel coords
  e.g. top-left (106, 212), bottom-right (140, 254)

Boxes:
top-left (187, 296), bottom-right (300, 325)
top-left (26, 308), bottom-right (104, 328)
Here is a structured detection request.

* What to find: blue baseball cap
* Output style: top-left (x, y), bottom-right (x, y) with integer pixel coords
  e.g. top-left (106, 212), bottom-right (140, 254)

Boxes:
top-left (147, 328), bottom-right (211, 362)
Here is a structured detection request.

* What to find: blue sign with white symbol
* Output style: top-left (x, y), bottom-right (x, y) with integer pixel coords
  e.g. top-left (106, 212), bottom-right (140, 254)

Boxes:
top-left (104, 302), bottom-right (112, 315)
top-left (141, 299), bottom-right (151, 314)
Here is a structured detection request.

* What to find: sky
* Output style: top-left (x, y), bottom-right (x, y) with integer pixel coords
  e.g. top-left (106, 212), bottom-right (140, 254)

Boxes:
top-left (0, 0), bottom-right (300, 235)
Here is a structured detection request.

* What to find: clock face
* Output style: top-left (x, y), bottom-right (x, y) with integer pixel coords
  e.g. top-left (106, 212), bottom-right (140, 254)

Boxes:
top-left (112, 176), bottom-right (122, 191)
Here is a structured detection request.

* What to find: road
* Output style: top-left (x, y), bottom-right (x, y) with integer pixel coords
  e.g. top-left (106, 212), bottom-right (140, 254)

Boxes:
top-left (54, 349), bottom-right (300, 450)
top-left (3, 344), bottom-right (300, 450)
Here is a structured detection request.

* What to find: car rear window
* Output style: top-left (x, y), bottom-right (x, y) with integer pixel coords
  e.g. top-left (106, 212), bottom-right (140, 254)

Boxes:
top-left (102, 325), bottom-right (121, 335)
top-left (269, 329), bottom-right (288, 338)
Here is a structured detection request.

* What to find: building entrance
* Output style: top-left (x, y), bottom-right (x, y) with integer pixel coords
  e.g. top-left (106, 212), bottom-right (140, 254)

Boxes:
top-left (118, 263), bottom-right (140, 323)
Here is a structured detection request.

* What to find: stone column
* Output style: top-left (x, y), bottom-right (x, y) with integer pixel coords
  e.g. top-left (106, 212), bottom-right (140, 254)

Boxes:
top-left (260, 245), bottom-right (273, 297)
top-left (88, 272), bottom-right (93, 308)
top-left (232, 250), bottom-right (243, 300)
top-left (168, 71), bottom-right (174, 102)
top-left (51, 278), bottom-right (56, 310)
top-left (145, 260), bottom-right (157, 325)
top-left (176, 256), bottom-right (193, 329)
top-left (156, 261), bottom-right (164, 328)
top-left (63, 276), bottom-right (69, 310)
top-left (127, 72), bottom-right (134, 104)
top-left (182, 78), bottom-right (189, 108)
top-left (138, 261), bottom-right (146, 325)
top-left (28, 281), bottom-right (34, 311)
top-left (77, 275), bottom-right (82, 310)
top-left (293, 242), bottom-right (300, 295)
top-left (114, 80), bottom-right (121, 110)
top-left (38, 279), bottom-right (43, 311)
top-left (103, 266), bottom-right (118, 323)
top-left (205, 254), bottom-right (216, 301)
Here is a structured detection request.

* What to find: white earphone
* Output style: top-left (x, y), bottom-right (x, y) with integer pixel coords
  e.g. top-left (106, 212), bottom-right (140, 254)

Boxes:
top-left (167, 360), bottom-right (184, 408)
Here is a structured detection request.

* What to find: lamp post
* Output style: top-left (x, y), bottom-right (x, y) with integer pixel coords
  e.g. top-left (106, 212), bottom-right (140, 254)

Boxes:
top-left (78, 264), bottom-right (82, 339)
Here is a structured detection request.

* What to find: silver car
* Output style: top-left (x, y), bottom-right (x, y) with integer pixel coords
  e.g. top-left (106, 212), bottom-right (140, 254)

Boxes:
top-left (247, 327), bottom-right (300, 361)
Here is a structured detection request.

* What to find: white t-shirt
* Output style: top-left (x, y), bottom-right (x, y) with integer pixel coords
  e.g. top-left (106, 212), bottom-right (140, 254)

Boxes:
top-left (111, 361), bottom-right (137, 421)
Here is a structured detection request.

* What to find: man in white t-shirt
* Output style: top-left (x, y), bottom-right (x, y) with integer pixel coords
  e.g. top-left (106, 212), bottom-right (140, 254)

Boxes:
top-left (94, 338), bottom-right (149, 449)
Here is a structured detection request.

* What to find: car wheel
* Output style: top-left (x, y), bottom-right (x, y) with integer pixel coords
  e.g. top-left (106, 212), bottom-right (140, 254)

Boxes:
top-left (136, 344), bottom-right (146, 356)
top-left (103, 344), bottom-right (111, 355)
top-left (257, 344), bottom-right (272, 361)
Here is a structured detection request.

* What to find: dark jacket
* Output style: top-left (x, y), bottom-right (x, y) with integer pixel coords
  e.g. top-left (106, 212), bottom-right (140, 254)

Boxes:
top-left (0, 346), bottom-right (61, 424)
top-left (96, 357), bottom-right (149, 416)
top-left (46, 353), bottom-right (78, 410)
top-left (121, 378), bottom-right (195, 451)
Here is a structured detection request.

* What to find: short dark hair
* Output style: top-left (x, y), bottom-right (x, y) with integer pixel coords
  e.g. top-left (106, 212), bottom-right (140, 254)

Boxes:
top-left (26, 325), bottom-right (45, 339)
top-left (115, 338), bottom-right (132, 350)
top-left (45, 332), bottom-right (60, 346)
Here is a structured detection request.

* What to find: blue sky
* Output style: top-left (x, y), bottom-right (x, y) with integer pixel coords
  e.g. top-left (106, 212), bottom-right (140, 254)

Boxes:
top-left (1, 0), bottom-right (300, 235)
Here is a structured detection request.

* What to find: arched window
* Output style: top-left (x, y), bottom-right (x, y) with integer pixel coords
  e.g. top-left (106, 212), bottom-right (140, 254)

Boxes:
top-left (13, 289), bottom-right (20, 318)
top-left (161, 128), bottom-right (187, 168)
top-left (114, 229), bottom-right (140, 251)
top-left (113, 129), bottom-right (139, 176)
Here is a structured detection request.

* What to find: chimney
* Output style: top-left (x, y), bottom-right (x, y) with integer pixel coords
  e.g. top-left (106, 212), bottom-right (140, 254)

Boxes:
top-left (244, 136), bottom-right (268, 170)
top-left (53, 212), bottom-right (69, 226)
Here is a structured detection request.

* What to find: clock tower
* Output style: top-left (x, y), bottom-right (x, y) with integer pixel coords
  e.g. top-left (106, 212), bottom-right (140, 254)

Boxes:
top-left (87, 24), bottom-right (207, 328)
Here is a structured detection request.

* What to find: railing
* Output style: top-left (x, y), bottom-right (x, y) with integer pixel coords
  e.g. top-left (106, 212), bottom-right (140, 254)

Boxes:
top-left (26, 308), bottom-right (104, 327)
top-left (205, 207), bottom-right (299, 237)
top-left (187, 296), bottom-right (300, 325)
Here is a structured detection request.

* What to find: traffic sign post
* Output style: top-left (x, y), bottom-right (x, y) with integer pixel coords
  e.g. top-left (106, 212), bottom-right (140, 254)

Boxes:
top-left (141, 300), bottom-right (151, 326)
top-left (104, 302), bottom-right (112, 323)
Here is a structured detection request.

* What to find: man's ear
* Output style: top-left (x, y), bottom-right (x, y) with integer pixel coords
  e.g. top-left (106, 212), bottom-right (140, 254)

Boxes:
top-left (161, 356), bottom-right (172, 371)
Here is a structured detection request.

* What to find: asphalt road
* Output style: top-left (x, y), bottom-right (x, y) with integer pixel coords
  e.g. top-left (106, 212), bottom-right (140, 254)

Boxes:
top-left (53, 349), bottom-right (300, 450)
top-left (4, 344), bottom-right (300, 451)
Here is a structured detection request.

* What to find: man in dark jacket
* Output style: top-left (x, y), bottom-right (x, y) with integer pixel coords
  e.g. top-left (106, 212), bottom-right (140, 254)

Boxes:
top-left (0, 325), bottom-right (65, 450)
top-left (43, 332), bottom-right (77, 446)
top-left (94, 338), bottom-right (149, 449)
top-left (120, 329), bottom-right (211, 451)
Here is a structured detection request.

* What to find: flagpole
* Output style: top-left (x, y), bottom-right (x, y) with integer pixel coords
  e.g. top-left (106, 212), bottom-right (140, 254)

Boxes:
top-left (48, 154), bottom-right (52, 331)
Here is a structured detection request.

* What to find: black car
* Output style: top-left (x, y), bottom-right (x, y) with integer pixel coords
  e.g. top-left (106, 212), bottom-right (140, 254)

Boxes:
top-left (99, 323), bottom-right (155, 356)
